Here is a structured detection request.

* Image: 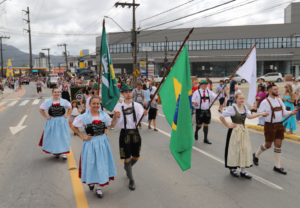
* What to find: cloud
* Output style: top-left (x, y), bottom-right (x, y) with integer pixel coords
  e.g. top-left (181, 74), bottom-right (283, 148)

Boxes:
top-left (0, 0), bottom-right (299, 59)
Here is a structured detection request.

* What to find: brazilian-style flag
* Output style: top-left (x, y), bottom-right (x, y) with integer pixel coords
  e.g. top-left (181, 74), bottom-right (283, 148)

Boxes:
top-left (159, 45), bottom-right (193, 171)
top-left (100, 24), bottom-right (120, 111)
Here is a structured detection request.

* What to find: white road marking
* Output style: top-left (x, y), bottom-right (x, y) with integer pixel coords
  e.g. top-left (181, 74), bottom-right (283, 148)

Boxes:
top-left (0, 101), bottom-right (7, 107)
top-left (19, 100), bottom-right (29, 106)
top-left (32, 99), bottom-right (40, 105)
top-left (8, 101), bottom-right (18, 106)
top-left (10, 115), bottom-right (28, 135)
top-left (141, 122), bottom-right (283, 191)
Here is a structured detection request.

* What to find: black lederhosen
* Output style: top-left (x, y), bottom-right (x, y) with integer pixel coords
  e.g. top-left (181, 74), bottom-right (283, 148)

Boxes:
top-left (119, 102), bottom-right (142, 159)
top-left (196, 90), bottom-right (211, 125)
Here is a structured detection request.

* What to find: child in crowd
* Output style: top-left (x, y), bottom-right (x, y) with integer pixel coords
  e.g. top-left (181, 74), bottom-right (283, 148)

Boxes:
top-left (70, 100), bottom-right (82, 135)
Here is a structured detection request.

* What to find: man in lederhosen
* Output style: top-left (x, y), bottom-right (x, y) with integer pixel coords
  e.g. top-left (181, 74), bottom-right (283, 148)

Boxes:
top-left (112, 82), bottom-right (148, 190)
top-left (192, 80), bottom-right (221, 144)
top-left (253, 84), bottom-right (297, 175)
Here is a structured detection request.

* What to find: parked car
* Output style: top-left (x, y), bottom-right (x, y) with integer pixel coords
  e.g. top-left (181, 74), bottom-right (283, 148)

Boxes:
top-left (258, 73), bottom-right (283, 82)
top-left (153, 75), bottom-right (163, 82)
top-left (224, 74), bottom-right (246, 83)
top-left (47, 76), bottom-right (59, 88)
top-left (21, 78), bottom-right (29, 85)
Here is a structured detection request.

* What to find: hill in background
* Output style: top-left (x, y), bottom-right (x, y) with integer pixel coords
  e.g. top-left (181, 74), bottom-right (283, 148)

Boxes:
top-left (1, 44), bottom-right (66, 67)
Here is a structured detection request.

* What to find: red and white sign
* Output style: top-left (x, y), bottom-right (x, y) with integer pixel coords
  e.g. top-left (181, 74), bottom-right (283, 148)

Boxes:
top-left (202, 66), bottom-right (205, 70)
top-left (270, 65), bottom-right (273, 69)
top-left (123, 69), bottom-right (127, 74)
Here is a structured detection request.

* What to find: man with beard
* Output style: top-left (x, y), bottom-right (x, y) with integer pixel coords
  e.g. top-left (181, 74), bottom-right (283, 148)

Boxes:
top-left (253, 84), bottom-right (297, 175)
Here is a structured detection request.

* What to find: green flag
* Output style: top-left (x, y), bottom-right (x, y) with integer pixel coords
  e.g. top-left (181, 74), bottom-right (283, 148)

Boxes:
top-left (159, 45), bottom-right (193, 171)
top-left (100, 25), bottom-right (120, 111)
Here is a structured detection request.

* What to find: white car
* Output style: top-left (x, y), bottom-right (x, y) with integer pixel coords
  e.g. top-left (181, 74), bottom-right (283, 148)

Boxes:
top-left (258, 73), bottom-right (283, 82)
top-left (153, 75), bottom-right (163, 82)
top-left (224, 74), bottom-right (246, 83)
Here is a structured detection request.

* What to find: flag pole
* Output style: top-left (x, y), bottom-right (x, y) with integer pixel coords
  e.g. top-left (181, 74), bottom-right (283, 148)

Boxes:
top-left (282, 108), bottom-right (299, 123)
top-left (97, 19), bottom-right (105, 95)
top-left (136, 27), bottom-right (195, 127)
top-left (209, 42), bottom-right (258, 109)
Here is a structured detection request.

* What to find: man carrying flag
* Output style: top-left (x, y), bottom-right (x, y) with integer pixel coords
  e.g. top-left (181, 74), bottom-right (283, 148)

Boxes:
top-left (100, 20), bottom-right (120, 112)
top-left (159, 45), bottom-right (194, 171)
top-left (111, 82), bottom-right (148, 190)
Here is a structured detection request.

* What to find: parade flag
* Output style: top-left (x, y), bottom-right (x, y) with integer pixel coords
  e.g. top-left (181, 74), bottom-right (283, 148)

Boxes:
top-left (236, 47), bottom-right (257, 106)
top-left (100, 23), bottom-right (120, 111)
top-left (159, 45), bottom-right (193, 171)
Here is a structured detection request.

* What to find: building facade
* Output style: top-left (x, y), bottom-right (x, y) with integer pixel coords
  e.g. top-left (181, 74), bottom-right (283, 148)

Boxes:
top-left (95, 2), bottom-right (300, 78)
top-left (34, 52), bottom-right (53, 71)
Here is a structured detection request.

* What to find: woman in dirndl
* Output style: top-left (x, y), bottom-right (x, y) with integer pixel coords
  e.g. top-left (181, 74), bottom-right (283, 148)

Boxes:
top-left (71, 96), bottom-right (118, 199)
top-left (39, 88), bottom-right (72, 160)
top-left (219, 93), bottom-right (268, 179)
top-left (59, 80), bottom-right (71, 102)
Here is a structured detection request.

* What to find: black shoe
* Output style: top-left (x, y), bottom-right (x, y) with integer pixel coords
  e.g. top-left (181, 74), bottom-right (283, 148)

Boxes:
top-left (230, 170), bottom-right (239, 177)
top-left (89, 185), bottom-right (94, 191)
top-left (273, 166), bottom-right (287, 175)
top-left (74, 133), bottom-right (76, 136)
top-left (240, 172), bottom-right (252, 179)
top-left (96, 189), bottom-right (103, 198)
top-left (253, 153), bottom-right (259, 166)
top-left (55, 155), bottom-right (60, 158)
top-left (218, 109), bottom-right (222, 114)
top-left (129, 180), bottom-right (135, 191)
top-left (204, 139), bottom-right (212, 145)
top-left (194, 131), bottom-right (198, 141)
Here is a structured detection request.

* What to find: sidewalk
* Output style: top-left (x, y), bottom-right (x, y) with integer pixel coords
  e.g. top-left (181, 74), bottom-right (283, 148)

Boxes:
top-left (210, 104), bottom-right (300, 141)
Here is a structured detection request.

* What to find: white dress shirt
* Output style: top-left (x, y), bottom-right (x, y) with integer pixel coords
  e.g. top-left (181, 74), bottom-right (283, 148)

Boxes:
top-left (221, 104), bottom-right (251, 118)
top-left (257, 97), bottom-right (291, 123)
top-left (114, 101), bottom-right (148, 129)
top-left (192, 89), bottom-right (219, 110)
top-left (40, 101), bottom-right (72, 110)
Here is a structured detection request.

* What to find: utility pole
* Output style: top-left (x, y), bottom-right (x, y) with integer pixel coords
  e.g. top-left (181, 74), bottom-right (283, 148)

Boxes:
top-left (23, 7), bottom-right (33, 76)
top-left (42, 48), bottom-right (51, 74)
top-left (164, 37), bottom-right (168, 76)
top-left (57, 44), bottom-right (69, 74)
top-left (115, 0), bottom-right (140, 87)
top-left (0, 36), bottom-right (10, 78)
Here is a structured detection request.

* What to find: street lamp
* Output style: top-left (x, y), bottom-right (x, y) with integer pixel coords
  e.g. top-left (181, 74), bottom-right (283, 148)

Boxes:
top-left (104, 16), bottom-right (126, 32)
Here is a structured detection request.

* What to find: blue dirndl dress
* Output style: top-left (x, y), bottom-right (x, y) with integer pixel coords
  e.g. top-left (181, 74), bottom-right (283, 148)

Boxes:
top-left (76, 110), bottom-right (117, 186)
top-left (282, 95), bottom-right (297, 132)
top-left (39, 98), bottom-right (70, 155)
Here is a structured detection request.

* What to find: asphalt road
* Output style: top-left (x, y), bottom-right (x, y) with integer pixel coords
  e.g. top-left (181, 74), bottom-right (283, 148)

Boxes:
top-left (0, 84), bottom-right (300, 208)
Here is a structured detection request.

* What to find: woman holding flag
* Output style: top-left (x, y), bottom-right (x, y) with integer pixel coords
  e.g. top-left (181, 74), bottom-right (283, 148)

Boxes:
top-left (219, 93), bottom-right (268, 178)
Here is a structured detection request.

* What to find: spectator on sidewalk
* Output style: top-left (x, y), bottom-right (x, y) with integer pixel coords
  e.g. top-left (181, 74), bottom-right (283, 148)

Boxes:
top-left (234, 86), bottom-right (241, 95)
top-left (292, 78), bottom-right (300, 122)
top-left (229, 76), bottom-right (237, 102)
top-left (143, 84), bottom-right (151, 108)
top-left (216, 80), bottom-right (226, 113)
top-left (132, 81), bottom-right (146, 128)
top-left (282, 83), bottom-right (297, 134)
top-left (256, 85), bottom-right (267, 126)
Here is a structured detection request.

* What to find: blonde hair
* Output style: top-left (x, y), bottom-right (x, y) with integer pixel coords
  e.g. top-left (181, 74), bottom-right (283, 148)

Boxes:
top-left (234, 92), bottom-right (243, 100)
top-left (285, 84), bottom-right (293, 98)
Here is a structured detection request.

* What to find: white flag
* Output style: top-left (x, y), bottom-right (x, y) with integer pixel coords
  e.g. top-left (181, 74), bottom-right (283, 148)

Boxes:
top-left (236, 48), bottom-right (257, 106)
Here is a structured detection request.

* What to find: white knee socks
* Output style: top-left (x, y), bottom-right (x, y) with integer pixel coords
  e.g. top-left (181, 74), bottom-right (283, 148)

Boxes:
top-left (274, 148), bottom-right (281, 168)
top-left (255, 144), bottom-right (267, 158)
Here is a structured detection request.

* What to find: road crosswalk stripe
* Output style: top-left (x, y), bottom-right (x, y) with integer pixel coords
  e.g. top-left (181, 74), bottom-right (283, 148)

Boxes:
top-left (8, 101), bottom-right (18, 106)
top-left (32, 99), bottom-right (40, 105)
top-left (19, 100), bottom-right (30, 106)
top-left (0, 101), bottom-right (7, 107)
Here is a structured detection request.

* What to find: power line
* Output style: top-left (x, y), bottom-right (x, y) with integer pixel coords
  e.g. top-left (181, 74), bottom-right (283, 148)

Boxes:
top-left (34, 0), bottom-right (45, 23)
